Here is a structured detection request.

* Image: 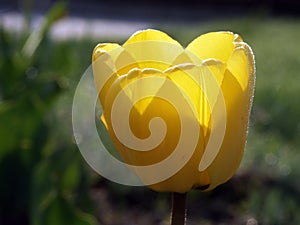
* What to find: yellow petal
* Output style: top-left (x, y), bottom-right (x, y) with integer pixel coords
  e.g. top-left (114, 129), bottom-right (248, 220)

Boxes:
top-left (92, 44), bottom-right (139, 106)
top-left (102, 68), bottom-right (175, 165)
top-left (186, 32), bottom-right (236, 62)
top-left (227, 43), bottom-right (255, 90)
top-left (206, 44), bottom-right (255, 190)
top-left (119, 68), bottom-right (168, 115)
top-left (123, 29), bottom-right (184, 70)
top-left (92, 49), bottom-right (118, 107)
top-left (92, 43), bottom-right (122, 62)
top-left (124, 29), bottom-right (181, 45)
top-left (172, 49), bottom-right (203, 65)
top-left (165, 62), bottom-right (225, 136)
top-left (93, 43), bottom-right (137, 76)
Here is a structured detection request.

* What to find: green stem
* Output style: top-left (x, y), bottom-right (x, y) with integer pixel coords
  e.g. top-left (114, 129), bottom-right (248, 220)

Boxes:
top-left (170, 192), bottom-right (187, 225)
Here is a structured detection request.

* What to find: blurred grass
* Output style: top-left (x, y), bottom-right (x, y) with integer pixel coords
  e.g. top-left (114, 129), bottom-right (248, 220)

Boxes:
top-left (1, 4), bottom-right (300, 225)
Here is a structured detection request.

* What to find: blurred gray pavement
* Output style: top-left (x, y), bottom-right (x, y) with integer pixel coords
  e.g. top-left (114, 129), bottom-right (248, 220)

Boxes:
top-left (1, 0), bottom-right (300, 40)
top-left (0, 11), bottom-right (152, 40)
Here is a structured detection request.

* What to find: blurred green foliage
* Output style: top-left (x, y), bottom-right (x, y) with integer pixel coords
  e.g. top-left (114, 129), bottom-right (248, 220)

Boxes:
top-left (0, 2), bottom-right (98, 225)
top-left (0, 2), bottom-right (300, 225)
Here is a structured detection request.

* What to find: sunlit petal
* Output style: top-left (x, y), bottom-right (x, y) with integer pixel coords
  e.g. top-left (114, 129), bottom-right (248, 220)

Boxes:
top-left (187, 31), bottom-right (236, 62)
top-left (123, 29), bottom-right (184, 70)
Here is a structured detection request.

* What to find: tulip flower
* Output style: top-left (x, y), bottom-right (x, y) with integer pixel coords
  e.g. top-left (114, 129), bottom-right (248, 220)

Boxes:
top-left (92, 29), bottom-right (255, 224)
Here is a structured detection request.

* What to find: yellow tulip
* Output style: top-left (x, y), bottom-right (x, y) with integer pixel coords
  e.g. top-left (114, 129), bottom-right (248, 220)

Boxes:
top-left (92, 29), bottom-right (255, 193)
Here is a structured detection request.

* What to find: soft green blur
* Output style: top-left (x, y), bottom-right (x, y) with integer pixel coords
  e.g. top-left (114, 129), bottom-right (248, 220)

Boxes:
top-left (0, 2), bottom-right (299, 225)
top-left (0, 3), bottom-right (98, 225)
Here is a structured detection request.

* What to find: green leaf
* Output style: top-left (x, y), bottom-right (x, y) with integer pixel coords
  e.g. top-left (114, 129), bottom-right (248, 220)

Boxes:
top-left (22, 1), bottom-right (68, 60)
top-left (33, 194), bottom-right (97, 225)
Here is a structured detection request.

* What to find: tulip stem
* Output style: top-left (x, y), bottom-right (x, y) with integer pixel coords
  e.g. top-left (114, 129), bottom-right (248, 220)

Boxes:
top-left (170, 192), bottom-right (187, 225)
